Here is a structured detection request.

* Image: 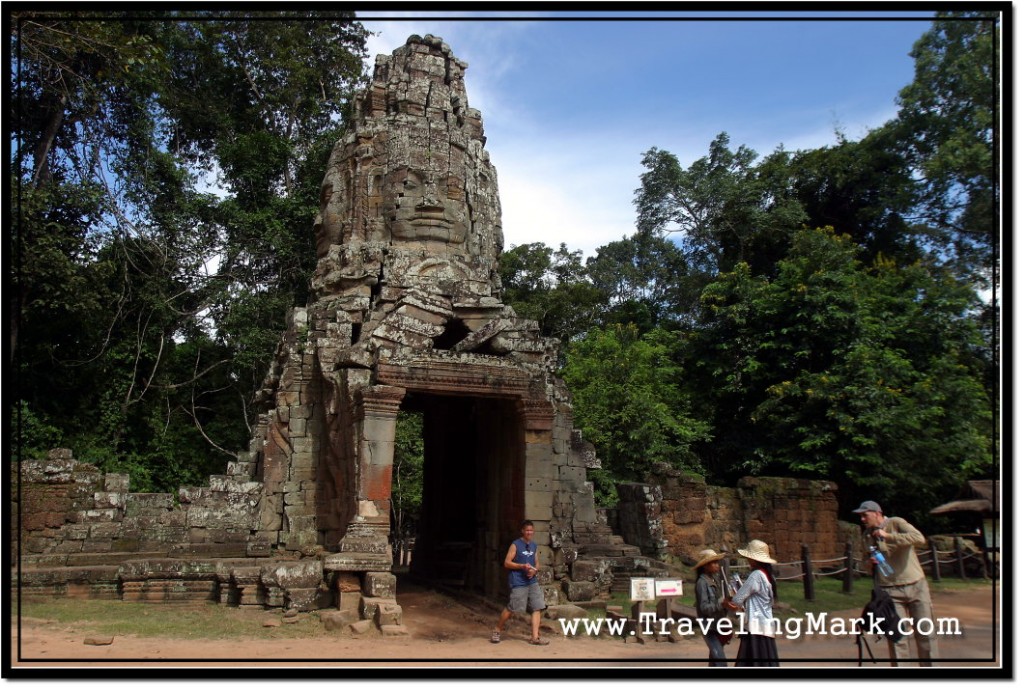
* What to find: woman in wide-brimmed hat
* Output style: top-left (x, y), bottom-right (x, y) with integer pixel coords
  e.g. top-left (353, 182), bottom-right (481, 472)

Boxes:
top-left (725, 539), bottom-right (780, 667)
top-left (693, 548), bottom-right (731, 667)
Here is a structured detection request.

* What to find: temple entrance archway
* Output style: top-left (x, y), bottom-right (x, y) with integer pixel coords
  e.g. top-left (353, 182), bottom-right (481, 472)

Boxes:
top-left (399, 392), bottom-right (524, 599)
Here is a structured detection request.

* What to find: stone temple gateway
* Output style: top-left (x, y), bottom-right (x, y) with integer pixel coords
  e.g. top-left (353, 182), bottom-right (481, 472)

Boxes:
top-left (15, 36), bottom-right (661, 621)
top-left (256, 33), bottom-right (649, 604)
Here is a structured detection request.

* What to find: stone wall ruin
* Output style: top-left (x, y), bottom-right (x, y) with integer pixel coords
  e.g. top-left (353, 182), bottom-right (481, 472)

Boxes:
top-left (613, 464), bottom-right (857, 568)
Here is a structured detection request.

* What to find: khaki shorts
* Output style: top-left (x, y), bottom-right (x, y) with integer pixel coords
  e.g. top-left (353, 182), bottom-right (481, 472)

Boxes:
top-left (507, 582), bottom-right (546, 613)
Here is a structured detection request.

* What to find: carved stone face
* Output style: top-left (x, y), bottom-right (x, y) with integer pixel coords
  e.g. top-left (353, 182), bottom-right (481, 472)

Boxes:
top-left (312, 34), bottom-right (505, 293)
top-left (383, 166), bottom-right (469, 245)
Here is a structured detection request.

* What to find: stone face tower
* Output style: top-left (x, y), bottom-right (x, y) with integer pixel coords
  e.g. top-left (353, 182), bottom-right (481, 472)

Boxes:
top-left (246, 35), bottom-right (634, 602)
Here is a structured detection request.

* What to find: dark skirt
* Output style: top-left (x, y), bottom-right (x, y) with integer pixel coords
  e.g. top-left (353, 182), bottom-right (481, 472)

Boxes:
top-left (735, 634), bottom-right (780, 667)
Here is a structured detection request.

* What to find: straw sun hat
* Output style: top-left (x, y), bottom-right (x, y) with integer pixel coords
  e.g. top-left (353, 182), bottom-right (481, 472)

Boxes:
top-left (693, 549), bottom-right (727, 571)
top-left (736, 539), bottom-right (777, 565)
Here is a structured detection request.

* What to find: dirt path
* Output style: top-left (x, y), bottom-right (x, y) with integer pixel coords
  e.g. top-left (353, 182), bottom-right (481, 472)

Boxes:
top-left (9, 582), bottom-right (1001, 670)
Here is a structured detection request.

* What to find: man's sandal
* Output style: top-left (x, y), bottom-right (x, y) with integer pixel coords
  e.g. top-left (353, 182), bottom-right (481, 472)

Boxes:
top-left (490, 630), bottom-right (501, 644)
top-left (529, 638), bottom-right (549, 646)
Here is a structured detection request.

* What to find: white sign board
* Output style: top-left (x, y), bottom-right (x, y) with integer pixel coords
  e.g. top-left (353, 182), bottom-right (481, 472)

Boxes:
top-left (630, 578), bottom-right (656, 602)
top-left (655, 579), bottom-right (684, 597)
top-left (983, 518), bottom-right (998, 550)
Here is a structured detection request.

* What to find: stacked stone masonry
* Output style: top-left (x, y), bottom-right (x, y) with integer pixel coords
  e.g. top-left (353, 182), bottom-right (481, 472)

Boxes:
top-left (614, 463), bottom-right (851, 567)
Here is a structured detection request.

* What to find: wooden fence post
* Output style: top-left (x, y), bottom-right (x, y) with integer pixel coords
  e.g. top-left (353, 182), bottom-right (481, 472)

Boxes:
top-left (843, 541), bottom-right (854, 593)
top-left (954, 537), bottom-right (967, 579)
top-left (930, 540), bottom-right (942, 581)
top-left (802, 544), bottom-right (814, 601)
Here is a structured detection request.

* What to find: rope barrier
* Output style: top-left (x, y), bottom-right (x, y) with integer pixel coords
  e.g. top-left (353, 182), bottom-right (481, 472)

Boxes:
top-left (720, 538), bottom-right (991, 600)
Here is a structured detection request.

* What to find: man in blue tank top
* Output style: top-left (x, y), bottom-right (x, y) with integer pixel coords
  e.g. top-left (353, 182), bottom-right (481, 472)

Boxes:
top-left (491, 520), bottom-right (548, 645)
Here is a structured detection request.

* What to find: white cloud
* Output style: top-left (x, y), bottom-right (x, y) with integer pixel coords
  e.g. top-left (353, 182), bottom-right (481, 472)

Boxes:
top-left (484, 117), bottom-right (668, 258)
top-left (496, 154), bottom-right (636, 259)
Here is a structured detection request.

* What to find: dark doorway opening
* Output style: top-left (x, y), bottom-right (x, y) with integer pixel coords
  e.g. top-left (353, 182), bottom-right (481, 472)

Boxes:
top-left (400, 392), bottom-right (524, 599)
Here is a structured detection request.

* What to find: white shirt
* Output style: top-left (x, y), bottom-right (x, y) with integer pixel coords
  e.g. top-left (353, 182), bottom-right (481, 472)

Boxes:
top-left (732, 568), bottom-right (777, 637)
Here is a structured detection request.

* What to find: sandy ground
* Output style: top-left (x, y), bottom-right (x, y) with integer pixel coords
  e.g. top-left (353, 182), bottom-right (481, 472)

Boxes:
top-left (8, 580), bottom-right (1002, 673)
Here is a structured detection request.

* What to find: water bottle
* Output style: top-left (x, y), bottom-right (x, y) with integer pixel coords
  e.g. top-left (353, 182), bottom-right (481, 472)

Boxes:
top-left (870, 546), bottom-right (895, 578)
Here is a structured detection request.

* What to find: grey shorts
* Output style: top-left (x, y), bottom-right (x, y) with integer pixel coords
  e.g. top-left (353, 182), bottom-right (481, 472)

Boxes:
top-left (507, 582), bottom-right (546, 613)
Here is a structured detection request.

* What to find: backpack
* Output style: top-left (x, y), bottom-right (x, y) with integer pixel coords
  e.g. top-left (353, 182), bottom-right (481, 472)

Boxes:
top-left (856, 587), bottom-right (904, 665)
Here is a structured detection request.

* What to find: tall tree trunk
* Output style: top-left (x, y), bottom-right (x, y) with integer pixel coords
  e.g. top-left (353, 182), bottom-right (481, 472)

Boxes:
top-left (32, 91), bottom-right (67, 188)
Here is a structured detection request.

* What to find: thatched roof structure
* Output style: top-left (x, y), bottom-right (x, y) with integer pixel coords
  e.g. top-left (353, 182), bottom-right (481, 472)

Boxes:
top-left (930, 480), bottom-right (999, 516)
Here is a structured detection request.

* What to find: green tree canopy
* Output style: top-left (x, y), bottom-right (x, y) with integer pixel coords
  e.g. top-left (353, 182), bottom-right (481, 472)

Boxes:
top-left (634, 134), bottom-right (807, 279)
top-left (499, 242), bottom-right (603, 346)
top-left (12, 11), bottom-right (368, 489)
top-left (585, 233), bottom-right (695, 331)
top-left (686, 228), bottom-right (991, 517)
top-left (893, 11), bottom-right (998, 287)
top-left (561, 325), bottom-right (709, 505)
top-left (391, 411), bottom-right (425, 539)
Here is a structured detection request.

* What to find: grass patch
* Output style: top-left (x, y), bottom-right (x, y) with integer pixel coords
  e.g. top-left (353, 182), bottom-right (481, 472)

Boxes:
top-left (17, 598), bottom-right (328, 639)
top-left (603, 591), bottom-right (633, 612)
top-left (776, 577), bottom-right (993, 617)
top-left (775, 577), bottom-right (871, 617)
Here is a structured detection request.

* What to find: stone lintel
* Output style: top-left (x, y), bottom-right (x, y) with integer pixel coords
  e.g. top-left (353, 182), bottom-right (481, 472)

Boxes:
top-left (377, 360), bottom-right (531, 398)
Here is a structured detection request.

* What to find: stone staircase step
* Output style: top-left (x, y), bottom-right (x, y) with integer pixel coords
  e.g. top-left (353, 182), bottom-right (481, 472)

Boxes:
top-left (20, 551), bottom-right (171, 568)
top-left (577, 544), bottom-right (642, 557)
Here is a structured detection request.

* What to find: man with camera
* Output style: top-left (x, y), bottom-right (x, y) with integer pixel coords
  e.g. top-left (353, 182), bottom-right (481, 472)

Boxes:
top-left (854, 500), bottom-right (938, 666)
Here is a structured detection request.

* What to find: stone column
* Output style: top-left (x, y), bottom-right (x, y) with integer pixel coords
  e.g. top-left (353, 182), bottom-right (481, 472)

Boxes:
top-left (519, 397), bottom-right (558, 603)
top-left (521, 398), bottom-right (555, 527)
top-left (329, 385), bottom-right (405, 572)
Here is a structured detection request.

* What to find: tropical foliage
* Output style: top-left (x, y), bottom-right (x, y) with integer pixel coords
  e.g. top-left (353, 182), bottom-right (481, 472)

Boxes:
top-left (11, 10), bottom-right (368, 490)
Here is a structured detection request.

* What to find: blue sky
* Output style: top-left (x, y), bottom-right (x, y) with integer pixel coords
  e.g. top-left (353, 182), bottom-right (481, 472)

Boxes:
top-left (357, 11), bottom-right (938, 259)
